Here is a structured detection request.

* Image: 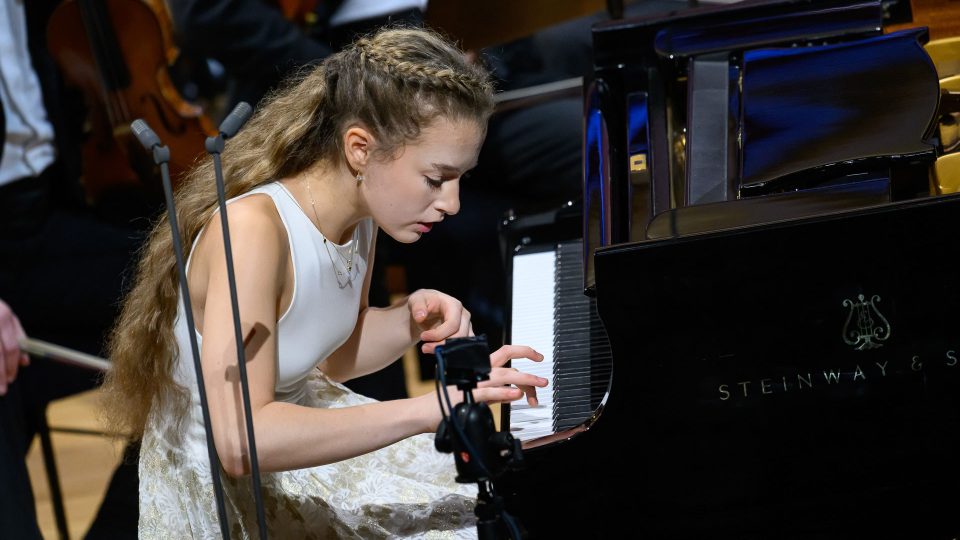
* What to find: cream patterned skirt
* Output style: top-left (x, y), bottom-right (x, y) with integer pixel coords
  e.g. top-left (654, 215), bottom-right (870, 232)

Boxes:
top-left (138, 371), bottom-right (477, 539)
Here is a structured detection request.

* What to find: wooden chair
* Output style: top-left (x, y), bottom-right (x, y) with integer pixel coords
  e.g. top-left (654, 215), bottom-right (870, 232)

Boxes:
top-left (934, 151), bottom-right (960, 194)
top-left (927, 39), bottom-right (960, 166)
top-left (925, 36), bottom-right (960, 79)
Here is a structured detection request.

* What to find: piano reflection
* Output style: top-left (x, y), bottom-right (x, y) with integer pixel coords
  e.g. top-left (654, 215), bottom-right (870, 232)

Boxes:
top-left (496, 0), bottom-right (960, 538)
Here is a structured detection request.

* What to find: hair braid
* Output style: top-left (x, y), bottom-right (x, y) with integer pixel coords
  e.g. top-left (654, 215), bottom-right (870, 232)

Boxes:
top-left (356, 37), bottom-right (492, 99)
top-left (353, 29), bottom-right (493, 113)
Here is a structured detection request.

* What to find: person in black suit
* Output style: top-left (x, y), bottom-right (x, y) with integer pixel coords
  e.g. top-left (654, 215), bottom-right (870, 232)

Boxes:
top-left (0, 1), bottom-right (143, 537)
top-left (0, 299), bottom-right (41, 539)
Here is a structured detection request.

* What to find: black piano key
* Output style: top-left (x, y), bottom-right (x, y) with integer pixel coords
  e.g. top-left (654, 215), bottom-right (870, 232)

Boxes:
top-left (551, 241), bottom-right (613, 432)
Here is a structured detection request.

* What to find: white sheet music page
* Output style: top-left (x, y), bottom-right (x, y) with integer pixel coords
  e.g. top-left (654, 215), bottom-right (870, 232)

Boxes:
top-left (509, 250), bottom-right (555, 441)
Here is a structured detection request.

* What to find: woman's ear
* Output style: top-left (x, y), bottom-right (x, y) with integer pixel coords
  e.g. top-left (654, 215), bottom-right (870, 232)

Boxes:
top-left (343, 125), bottom-right (373, 173)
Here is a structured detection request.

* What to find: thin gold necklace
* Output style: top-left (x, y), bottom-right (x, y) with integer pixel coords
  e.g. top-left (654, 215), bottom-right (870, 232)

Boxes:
top-left (303, 177), bottom-right (358, 280)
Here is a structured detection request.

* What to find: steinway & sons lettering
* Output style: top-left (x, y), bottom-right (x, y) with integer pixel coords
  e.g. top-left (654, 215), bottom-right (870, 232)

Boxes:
top-left (718, 349), bottom-right (957, 401)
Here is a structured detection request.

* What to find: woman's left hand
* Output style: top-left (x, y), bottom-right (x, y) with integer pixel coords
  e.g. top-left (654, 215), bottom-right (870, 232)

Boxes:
top-left (408, 289), bottom-right (473, 354)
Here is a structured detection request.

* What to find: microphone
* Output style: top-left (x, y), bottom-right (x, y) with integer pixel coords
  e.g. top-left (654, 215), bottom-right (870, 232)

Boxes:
top-left (131, 119), bottom-right (162, 150)
top-left (202, 102), bottom-right (269, 539)
top-left (131, 118), bottom-right (169, 164)
top-left (206, 101), bottom-right (253, 155)
top-left (218, 101), bottom-right (253, 139)
top-left (129, 118), bottom-right (231, 539)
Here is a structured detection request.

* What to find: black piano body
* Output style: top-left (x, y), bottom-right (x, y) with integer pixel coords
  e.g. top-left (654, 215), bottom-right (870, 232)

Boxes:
top-left (498, 1), bottom-right (960, 537)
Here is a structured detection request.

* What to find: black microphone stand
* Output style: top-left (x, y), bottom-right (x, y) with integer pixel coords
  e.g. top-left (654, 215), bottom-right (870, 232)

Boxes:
top-left (434, 337), bottom-right (526, 540)
top-left (130, 119), bottom-right (231, 539)
top-left (203, 102), bottom-right (270, 540)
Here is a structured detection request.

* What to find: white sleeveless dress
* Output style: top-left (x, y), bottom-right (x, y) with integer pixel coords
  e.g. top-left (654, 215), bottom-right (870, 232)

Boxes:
top-left (138, 182), bottom-right (477, 539)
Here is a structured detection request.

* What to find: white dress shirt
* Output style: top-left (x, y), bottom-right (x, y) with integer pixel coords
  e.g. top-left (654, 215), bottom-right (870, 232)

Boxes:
top-left (0, 0), bottom-right (56, 186)
top-left (329, 0), bottom-right (428, 27)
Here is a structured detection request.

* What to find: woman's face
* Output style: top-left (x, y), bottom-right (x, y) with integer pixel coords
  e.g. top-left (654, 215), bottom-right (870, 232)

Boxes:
top-left (362, 116), bottom-right (485, 243)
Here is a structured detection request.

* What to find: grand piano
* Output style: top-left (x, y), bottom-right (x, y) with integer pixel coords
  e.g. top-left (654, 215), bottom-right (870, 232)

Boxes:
top-left (498, 0), bottom-right (960, 537)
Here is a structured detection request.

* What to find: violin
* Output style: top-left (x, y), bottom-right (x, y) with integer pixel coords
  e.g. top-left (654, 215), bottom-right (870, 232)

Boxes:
top-left (47, 0), bottom-right (215, 206)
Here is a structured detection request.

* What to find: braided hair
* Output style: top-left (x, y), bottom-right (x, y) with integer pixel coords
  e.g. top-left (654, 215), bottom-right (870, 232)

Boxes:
top-left (101, 27), bottom-right (495, 440)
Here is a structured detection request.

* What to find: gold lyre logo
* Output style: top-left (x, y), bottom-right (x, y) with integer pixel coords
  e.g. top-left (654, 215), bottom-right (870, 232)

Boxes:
top-left (630, 153), bottom-right (647, 172)
top-left (842, 294), bottom-right (891, 350)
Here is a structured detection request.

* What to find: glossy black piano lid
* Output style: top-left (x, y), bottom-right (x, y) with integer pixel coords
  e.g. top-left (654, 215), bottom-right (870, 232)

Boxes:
top-left (591, 0), bottom-right (884, 69)
top-left (740, 28), bottom-right (939, 193)
top-left (588, 194), bottom-right (960, 537)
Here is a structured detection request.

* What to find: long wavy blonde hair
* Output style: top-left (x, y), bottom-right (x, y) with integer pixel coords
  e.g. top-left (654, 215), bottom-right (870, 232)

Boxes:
top-left (101, 27), bottom-right (495, 440)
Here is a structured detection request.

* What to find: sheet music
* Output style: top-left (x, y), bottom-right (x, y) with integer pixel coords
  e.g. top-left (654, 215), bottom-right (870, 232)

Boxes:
top-left (509, 250), bottom-right (555, 441)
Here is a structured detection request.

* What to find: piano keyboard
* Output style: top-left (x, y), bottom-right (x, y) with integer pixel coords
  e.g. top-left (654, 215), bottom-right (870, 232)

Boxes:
top-left (508, 240), bottom-right (612, 443)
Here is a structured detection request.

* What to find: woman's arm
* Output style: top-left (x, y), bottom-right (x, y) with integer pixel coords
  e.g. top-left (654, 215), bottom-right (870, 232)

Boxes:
top-left (321, 228), bottom-right (475, 383)
top-left (193, 202), bottom-right (544, 476)
top-left (192, 199), bottom-right (428, 475)
top-left (319, 235), bottom-right (416, 382)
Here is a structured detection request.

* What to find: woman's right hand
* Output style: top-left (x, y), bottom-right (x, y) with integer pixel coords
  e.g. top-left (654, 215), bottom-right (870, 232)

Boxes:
top-left (473, 345), bottom-right (546, 407)
top-left (419, 344), bottom-right (547, 431)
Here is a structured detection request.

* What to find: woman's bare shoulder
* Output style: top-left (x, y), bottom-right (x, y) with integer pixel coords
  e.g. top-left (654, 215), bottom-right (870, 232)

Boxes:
top-left (192, 192), bottom-right (290, 277)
